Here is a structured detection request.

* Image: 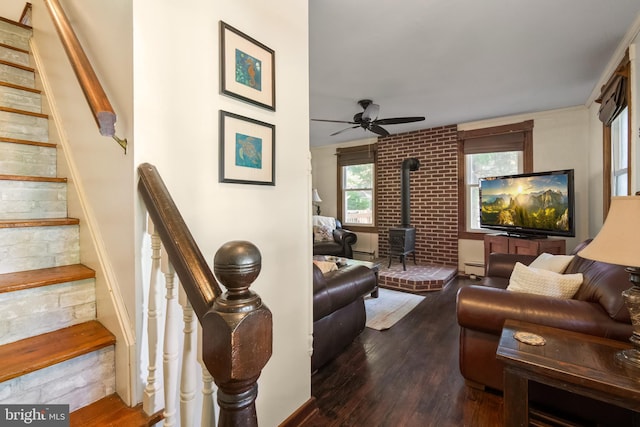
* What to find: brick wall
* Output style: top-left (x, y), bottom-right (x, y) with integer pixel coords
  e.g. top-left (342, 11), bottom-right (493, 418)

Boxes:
top-left (377, 125), bottom-right (458, 266)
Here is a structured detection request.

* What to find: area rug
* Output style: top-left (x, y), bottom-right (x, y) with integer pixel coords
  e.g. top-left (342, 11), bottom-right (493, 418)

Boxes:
top-left (364, 288), bottom-right (425, 331)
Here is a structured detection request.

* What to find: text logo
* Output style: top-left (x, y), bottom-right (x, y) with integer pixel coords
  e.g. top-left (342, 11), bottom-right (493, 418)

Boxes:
top-left (0, 405), bottom-right (69, 426)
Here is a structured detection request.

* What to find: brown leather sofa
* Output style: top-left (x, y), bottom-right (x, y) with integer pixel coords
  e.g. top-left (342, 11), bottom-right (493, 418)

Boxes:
top-left (312, 263), bottom-right (376, 372)
top-left (456, 239), bottom-right (634, 424)
top-left (313, 218), bottom-right (357, 259)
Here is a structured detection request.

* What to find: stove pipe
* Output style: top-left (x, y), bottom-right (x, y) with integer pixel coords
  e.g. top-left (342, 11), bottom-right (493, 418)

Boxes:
top-left (401, 158), bottom-right (420, 227)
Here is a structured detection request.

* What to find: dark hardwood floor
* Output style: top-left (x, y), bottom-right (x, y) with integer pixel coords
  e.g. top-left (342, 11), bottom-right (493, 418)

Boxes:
top-left (306, 277), bottom-right (504, 427)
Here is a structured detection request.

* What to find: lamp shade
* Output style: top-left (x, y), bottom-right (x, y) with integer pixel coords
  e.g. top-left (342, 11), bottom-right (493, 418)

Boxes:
top-left (578, 196), bottom-right (640, 268)
top-left (312, 189), bottom-right (322, 203)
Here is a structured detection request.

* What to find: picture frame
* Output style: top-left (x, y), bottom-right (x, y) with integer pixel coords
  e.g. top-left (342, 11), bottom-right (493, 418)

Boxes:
top-left (219, 110), bottom-right (275, 186)
top-left (220, 21), bottom-right (276, 111)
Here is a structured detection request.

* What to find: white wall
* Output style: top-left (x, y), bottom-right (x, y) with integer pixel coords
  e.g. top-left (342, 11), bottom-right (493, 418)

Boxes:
top-left (0, 2), bottom-right (24, 20)
top-left (133, 1), bottom-right (311, 425)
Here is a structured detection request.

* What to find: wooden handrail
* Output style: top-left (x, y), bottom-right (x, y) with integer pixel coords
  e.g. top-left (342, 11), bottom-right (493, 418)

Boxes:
top-left (138, 163), bottom-right (220, 319)
top-left (43, 0), bottom-right (127, 152)
top-left (138, 163), bottom-right (272, 426)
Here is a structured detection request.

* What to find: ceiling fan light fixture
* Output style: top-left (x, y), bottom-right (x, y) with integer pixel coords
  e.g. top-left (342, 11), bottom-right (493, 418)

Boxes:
top-left (311, 98), bottom-right (425, 137)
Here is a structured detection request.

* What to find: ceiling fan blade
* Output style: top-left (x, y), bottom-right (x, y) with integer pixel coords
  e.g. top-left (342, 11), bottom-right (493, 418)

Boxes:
top-left (369, 124), bottom-right (390, 137)
top-left (330, 125), bottom-right (359, 136)
top-left (362, 103), bottom-right (380, 121)
top-left (375, 116), bottom-right (425, 125)
top-left (311, 119), bottom-right (357, 124)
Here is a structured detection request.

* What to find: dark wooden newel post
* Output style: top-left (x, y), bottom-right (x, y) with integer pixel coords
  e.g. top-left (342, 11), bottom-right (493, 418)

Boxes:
top-left (202, 241), bottom-right (273, 427)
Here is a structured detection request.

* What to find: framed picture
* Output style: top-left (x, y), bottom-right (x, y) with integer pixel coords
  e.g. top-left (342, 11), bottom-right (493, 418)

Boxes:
top-left (219, 110), bottom-right (275, 186)
top-left (220, 21), bottom-right (275, 111)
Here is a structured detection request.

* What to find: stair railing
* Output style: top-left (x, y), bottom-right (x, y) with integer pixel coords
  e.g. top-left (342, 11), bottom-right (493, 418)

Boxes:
top-left (42, 0), bottom-right (127, 152)
top-left (138, 163), bottom-right (273, 427)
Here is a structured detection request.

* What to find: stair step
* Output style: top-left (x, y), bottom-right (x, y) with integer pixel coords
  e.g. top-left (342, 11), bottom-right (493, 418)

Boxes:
top-left (0, 174), bottom-right (65, 182)
top-left (0, 82), bottom-right (42, 113)
top-left (70, 394), bottom-right (163, 427)
top-left (0, 106), bottom-right (48, 142)
top-left (0, 264), bottom-right (95, 294)
top-left (0, 42), bottom-right (30, 67)
top-left (0, 266), bottom-right (96, 346)
top-left (0, 220), bottom-right (80, 274)
top-left (0, 17), bottom-right (32, 52)
top-left (0, 323), bottom-right (115, 411)
top-left (0, 105), bottom-right (47, 118)
top-left (0, 217), bottom-right (79, 228)
top-left (0, 60), bottom-right (34, 88)
top-left (0, 177), bottom-right (67, 219)
top-left (0, 140), bottom-right (57, 177)
top-left (0, 321), bottom-right (115, 382)
top-left (0, 135), bottom-right (55, 148)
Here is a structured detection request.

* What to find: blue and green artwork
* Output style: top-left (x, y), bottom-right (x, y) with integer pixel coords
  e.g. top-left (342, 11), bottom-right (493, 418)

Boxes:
top-left (235, 133), bottom-right (262, 169)
top-left (235, 48), bottom-right (262, 91)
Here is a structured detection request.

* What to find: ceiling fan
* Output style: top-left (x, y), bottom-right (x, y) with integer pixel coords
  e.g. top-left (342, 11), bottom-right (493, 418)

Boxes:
top-left (311, 99), bottom-right (425, 137)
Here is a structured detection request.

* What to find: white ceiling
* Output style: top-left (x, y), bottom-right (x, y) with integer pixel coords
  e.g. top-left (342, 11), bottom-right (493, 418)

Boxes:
top-left (309, 0), bottom-right (640, 146)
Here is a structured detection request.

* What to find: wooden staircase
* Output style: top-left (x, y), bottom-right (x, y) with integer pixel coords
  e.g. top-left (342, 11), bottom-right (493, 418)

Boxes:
top-left (0, 14), bottom-right (157, 426)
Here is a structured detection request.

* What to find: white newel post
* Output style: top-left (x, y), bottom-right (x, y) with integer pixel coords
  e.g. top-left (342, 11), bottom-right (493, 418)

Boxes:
top-left (162, 253), bottom-right (179, 427)
top-left (179, 286), bottom-right (197, 426)
top-left (143, 218), bottom-right (163, 415)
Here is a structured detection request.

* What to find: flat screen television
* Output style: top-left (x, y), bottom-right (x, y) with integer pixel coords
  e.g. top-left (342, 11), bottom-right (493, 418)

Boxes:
top-left (479, 169), bottom-right (575, 238)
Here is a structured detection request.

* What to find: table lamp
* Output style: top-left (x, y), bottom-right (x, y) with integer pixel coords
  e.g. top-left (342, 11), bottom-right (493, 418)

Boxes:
top-left (578, 195), bottom-right (640, 368)
top-left (312, 189), bottom-right (322, 215)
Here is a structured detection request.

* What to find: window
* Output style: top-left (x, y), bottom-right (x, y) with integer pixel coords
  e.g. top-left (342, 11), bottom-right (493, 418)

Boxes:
top-left (610, 106), bottom-right (629, 197)
top-left (466, 151), bottom-right (523, 231)
top-left (343, 163), bottom-right (374, 225)
top-left (600, 55), bottom-right (631, 213)
top-left (336, 144), bottom-right (377, 232)
top-left (457, 121), bottom-right (533, 240)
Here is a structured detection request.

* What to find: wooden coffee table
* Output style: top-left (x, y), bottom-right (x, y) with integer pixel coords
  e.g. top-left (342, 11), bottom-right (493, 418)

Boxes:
top-left (496, 319), bottom-right (640, 426)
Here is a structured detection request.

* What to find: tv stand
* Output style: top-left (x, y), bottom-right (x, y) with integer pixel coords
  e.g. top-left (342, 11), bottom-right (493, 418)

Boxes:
top-left (484, 234), bottom-right (566, 274)
top-left (502, 232), bottom-right (547, 240)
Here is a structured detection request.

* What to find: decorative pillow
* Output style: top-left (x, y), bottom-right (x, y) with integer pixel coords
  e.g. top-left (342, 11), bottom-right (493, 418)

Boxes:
top-left (313, 260), bottom-right (338, 274)
top-left (312, 215), bottom-right (337, 229)
top-left (507, 262), bottom-right (583, 299)
top-left (313, 225), bottom-right (334, 242)
top-left (528, 253), bottom-right (575, 273)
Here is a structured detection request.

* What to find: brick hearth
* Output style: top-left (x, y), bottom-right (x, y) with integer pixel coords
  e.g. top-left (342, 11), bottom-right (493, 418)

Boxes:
top-left (377, 259), bottom-right (457, 292)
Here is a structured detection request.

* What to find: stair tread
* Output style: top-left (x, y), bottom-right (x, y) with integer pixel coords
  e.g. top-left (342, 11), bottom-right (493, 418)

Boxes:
top-left (0, 58), bottom-right (34, 73)
top-left (0, 80), bottom-right (40, 94)
top-left (0, 174), bottom-right (66, 183)
top-left (0, 41), bottom-right (29, 55)
top-left (0, 218), bottom-right (79, 228)
top-left (0, 321), bottom-right (115, 382)
top-left (0, 15), bottom-right (32, 30)
top-left (70, 394), bottom-right (163, 427)
top-left (0, 105), bottom-right (47, 119)
top-left (0, 136), bottom-right (56, 148)
top-left (0, 264), bottom-right (95, 294)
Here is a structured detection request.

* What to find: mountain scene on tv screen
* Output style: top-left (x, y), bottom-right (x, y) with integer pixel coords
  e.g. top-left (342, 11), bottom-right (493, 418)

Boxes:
top-left (481, 175), bottom-right (570, 232)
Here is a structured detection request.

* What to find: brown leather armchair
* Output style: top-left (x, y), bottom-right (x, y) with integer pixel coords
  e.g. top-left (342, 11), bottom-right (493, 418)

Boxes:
top-left (456, 240), bottom-right (634, 424)
top-left (312, 263), bottom-right (376, 372)
top-left (313, 218), bottom-right (357, 259)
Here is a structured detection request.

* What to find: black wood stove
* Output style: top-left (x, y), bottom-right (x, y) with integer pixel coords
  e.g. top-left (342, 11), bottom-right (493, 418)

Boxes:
top-left (388, 158), bottom-right (420, 270)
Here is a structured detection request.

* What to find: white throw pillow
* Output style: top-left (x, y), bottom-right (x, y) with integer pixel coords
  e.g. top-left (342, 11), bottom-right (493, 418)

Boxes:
top-left (528, 253), bottom-right (575, 273)
top-left (507, 262), bottom-right (583, 299)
